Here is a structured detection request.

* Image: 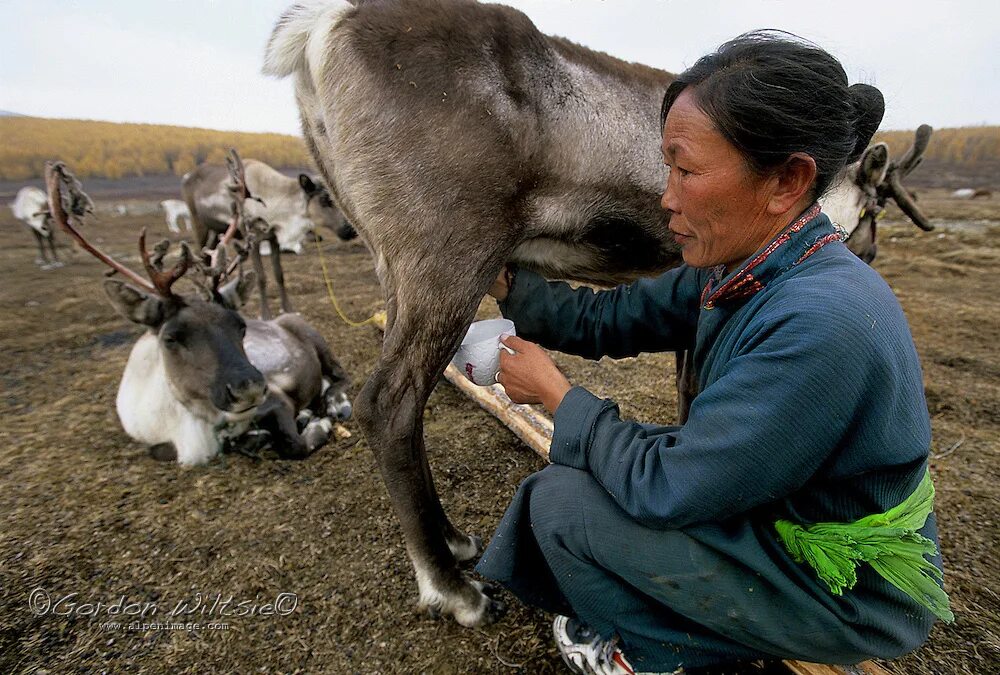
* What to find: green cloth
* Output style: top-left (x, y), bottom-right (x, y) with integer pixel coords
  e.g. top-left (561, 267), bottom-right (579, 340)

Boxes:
top-left (775, 470), bottom-right (953, 622)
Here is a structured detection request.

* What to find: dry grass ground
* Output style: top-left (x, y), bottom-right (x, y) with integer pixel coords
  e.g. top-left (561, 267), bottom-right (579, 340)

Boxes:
top-left (1, 189), bottom-right (997, 673)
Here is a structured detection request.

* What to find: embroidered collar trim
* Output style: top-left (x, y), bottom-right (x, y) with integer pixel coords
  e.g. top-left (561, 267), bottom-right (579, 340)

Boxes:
top-left (701, 203), bottom-right (838, 309)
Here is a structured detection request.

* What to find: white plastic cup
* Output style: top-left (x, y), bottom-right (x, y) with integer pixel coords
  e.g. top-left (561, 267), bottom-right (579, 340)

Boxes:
top-left (452, 319), bottom-right (516, 386)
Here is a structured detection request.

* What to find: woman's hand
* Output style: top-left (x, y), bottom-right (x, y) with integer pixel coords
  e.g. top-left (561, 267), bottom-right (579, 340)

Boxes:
top-left (496, 335), bottom-right (571, 413)
top-left (488, 267), bottom-right (512, 301)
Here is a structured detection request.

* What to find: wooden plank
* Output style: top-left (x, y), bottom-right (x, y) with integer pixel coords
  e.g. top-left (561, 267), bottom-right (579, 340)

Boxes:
top-left (371, 313), bottom-right (889, 675)
top-left (441, 361), bottom-right (553, 459)
top-left (371, 312), bottom-right (553, 455)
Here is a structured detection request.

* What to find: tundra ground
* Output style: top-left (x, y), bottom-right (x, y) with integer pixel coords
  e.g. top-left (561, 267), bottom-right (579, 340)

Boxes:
top-left (1, 189), bottom-right (997, 673)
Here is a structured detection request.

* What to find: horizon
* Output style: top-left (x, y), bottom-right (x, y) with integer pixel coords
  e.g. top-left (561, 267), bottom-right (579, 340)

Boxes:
top-left (6, 112), bottom-right (1000, 137)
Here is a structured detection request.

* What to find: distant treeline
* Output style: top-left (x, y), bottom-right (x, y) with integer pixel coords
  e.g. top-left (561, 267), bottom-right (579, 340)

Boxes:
top-left (875, 126), bottom-right (1000, 164)
top-left (0, 117), bottom-right (311, 181)
top-left (1, 116), bottom-right (997, 182)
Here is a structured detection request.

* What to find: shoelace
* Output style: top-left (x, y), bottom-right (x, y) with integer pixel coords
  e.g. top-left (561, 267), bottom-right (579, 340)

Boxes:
top-left (585, 634), bottom-right (633, 675)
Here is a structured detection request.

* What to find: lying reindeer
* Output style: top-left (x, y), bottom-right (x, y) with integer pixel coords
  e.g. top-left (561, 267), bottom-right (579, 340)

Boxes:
top-left (264, 0), bottom-right (935, 626)
top-left (46, 160), bottom-right (352, 465)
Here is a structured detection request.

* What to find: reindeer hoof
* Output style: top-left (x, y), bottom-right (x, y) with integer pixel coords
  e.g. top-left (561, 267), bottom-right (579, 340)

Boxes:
top-left (303, 417), bottom-right (334, 451)
top-left (424, 595), bottom-right (504, 627)
top-left (449, 533), bottom-right (483, 563)
top-left (472, 594), bottom-right (506, 626)
top-left (417, 577), bottom-right (505, 627)
top-left (295, 408), bottom-right (314, 431)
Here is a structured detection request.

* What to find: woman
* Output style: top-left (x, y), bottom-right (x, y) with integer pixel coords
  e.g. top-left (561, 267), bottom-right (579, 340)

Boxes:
top-left (475, 32), bottom-right (950, 674)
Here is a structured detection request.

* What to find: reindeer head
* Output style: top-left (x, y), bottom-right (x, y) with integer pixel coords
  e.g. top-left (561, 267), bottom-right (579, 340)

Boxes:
top-left (46, 161), bottom-right (268, 423)
top-left (821, 125), bottom-right (934, 263)
top-left (299, 174), bottom-right (357, 242)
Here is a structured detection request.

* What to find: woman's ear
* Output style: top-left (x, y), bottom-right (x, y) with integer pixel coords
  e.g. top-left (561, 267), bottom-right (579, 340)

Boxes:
top-left (767, 153), bottom-right (817, 215)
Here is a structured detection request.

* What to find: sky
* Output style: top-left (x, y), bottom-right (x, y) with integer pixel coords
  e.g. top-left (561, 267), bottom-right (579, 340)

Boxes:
top-left (1, 0), bottom-right (997, 136)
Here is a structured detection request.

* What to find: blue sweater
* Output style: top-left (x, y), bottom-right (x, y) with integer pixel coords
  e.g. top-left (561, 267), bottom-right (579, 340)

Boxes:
top-left (500, 208), bottom-right (935, 538)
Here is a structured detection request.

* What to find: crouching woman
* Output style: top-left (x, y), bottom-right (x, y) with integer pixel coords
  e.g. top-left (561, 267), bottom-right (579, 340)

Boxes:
top-left (477, 31), bottom-right (951, 674)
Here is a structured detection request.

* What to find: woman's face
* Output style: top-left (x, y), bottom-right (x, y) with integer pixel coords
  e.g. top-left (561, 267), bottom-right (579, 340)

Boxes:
top-left (660, 89), bottom-right (786, 272)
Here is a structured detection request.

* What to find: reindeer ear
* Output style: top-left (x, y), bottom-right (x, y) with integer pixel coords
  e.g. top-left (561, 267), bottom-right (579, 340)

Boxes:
top-left (858, 143), bottom-right (890, 188)
top-left (104, 279), bottom-right (166, 327)
top-left (299, 173), bottom-right (317, 195)
top-left (218, 270), bottom-right (256, 310)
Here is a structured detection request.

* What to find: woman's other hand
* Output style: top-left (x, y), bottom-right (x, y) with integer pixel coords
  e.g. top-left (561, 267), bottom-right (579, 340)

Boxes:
top-left (496, 335), bottom-right (571, 413)
top-left (488, 267), bottom-right (512, 301)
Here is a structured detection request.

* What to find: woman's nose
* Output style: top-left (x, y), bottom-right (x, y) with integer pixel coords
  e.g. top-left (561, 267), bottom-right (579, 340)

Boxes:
top-left (661, 185), bottom-right (678, 213)
top-left (660, 170), bottom-right (679, 213)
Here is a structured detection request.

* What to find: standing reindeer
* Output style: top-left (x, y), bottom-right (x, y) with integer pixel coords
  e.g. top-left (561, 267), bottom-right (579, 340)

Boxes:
top-left (264, 0), bottom-right (934, 626)
top-left (46, 160), bottom-right (352, 465)
top-left (826, 125), bottom-right (934, 263)
top-left (182, 158), bottom-right (356, 253)
top-left (10, 186), bottom-right (63, 268)
top-left (160, 198), bottom-right (193, 233)
top-left (184, 156), bottom-right (355, 319)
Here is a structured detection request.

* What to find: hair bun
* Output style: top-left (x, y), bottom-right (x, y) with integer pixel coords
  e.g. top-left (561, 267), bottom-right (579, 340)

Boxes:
top-left (847, 83), bottom-right (885, 162)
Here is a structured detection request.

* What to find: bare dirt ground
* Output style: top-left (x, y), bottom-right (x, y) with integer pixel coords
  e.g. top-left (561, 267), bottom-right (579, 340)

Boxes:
top-left (1, 189), bottom-right (997, 674)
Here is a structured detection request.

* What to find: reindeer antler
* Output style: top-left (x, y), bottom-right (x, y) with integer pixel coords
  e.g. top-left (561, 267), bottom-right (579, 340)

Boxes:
top-left (895, 124), bottom-right (933, 178)
top-left (140, 229), bottom-right (191, 296)
top-left (882, 124), bottom-right (934, 232)
top-left (197, 148), bottom-right (260, 294)
top-left (45, 162), bottom-right (157, 293)
top-left (45, 161), bottom-right (192, 297)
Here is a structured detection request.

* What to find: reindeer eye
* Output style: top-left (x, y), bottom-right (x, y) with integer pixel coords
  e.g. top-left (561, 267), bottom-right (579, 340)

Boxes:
top-left (162, 332), bottom-right (183, 348)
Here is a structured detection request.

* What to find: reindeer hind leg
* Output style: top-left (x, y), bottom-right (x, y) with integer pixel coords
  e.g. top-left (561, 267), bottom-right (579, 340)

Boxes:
top-left (32, 229), bottom-right (48, 266)
top-left (46, 233), bottom-right (63, 268)
top-left (354, 253), bottom-right (509, 626)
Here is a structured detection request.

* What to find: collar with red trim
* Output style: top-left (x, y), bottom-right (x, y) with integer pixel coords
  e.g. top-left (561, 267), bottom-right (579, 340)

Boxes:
top-left (699, 203), bottom-right (843, 309)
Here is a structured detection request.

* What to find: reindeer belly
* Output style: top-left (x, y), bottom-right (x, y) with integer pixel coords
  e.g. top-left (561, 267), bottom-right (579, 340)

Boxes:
top-left (244, 323), bottom-right (321, 408)
top-left (513, 194), bottom-right (680, 285)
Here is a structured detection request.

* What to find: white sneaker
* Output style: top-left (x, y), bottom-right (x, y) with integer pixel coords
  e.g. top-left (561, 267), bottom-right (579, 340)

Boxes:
top-left (553, 615), bottom-right (639, 675)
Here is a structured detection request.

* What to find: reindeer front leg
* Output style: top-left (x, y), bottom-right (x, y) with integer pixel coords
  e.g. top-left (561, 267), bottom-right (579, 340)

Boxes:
top-left (46, 233), bottom-right (62, 266)
top-left (254, 390), bottom-right (332, 459)
top-left (249, 239), bottom-right (272, 320)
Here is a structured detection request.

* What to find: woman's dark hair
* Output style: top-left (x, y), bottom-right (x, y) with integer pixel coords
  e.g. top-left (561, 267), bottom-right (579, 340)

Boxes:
top-left (660, 30), bottom-right (885, 198)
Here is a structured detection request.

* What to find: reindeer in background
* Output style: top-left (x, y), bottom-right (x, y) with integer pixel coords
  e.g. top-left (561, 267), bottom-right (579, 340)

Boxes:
top-left (826, 125), bottom-right (934, 263)
top-left (47, 158), bottom-right (352, 465)
top-left (184, 156), bottom-right (357, 320)
top-left (10, 185), bottom-right (72, 268)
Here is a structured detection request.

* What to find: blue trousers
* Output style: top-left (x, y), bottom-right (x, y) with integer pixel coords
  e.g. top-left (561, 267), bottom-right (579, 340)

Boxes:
top-left (475, 464), bottom-right (933, 671)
